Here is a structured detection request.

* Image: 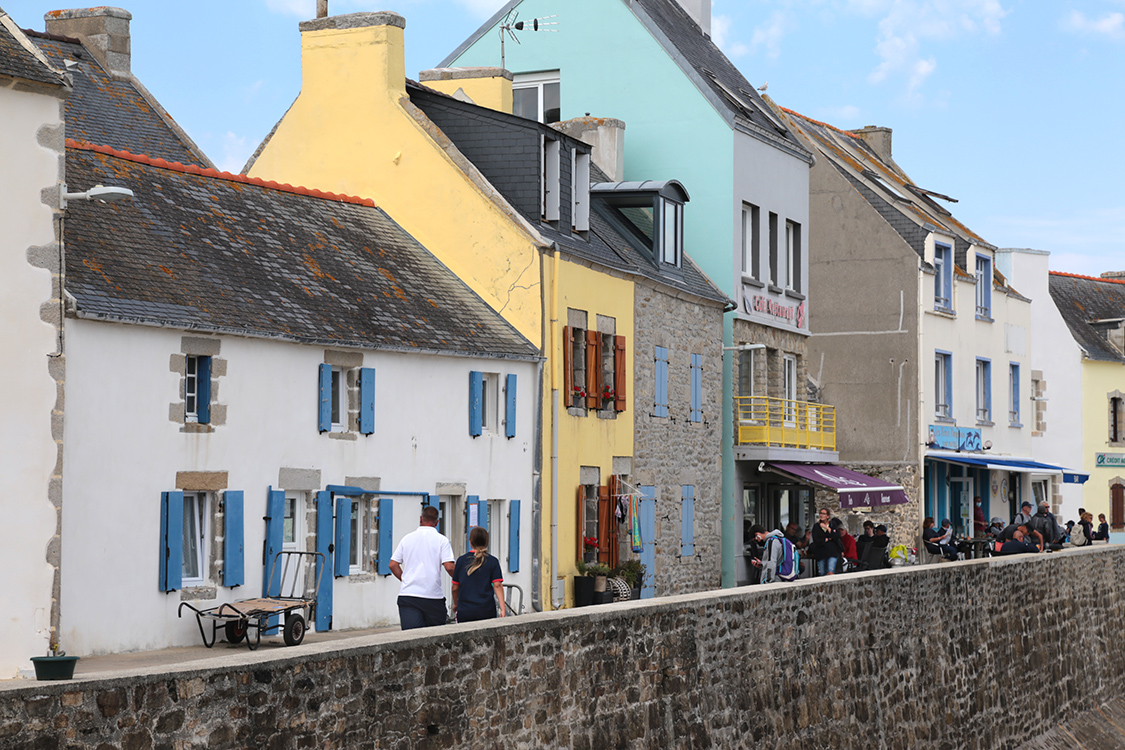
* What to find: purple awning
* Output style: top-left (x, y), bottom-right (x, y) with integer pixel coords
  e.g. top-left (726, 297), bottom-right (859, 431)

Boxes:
top-left (766, 463), bottom-right (909, 508)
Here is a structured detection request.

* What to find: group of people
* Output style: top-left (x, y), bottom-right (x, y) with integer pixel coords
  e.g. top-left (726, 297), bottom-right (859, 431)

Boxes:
top-left (388, 506), bottom-right (508, 630)
top-left (923, 498), bottom-right (1112, 560)
top-left (748, 508), bottom-right (893, 583)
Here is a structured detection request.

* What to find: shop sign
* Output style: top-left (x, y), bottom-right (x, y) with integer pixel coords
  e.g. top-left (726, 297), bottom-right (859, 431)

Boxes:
top-left (742, 291), bottom-right (806, 329)
top-left (928, 424), bottom-right (982, 452)
top-left (1095, 453), bottom-right (1125, 467)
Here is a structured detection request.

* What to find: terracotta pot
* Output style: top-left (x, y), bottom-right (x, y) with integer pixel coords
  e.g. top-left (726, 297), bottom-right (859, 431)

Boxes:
top-left (594, 575), bottom-right (608, 593)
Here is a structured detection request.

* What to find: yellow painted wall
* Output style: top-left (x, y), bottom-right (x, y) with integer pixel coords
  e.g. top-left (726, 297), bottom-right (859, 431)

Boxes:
top-left (1083, 360), bottom-right (1125, 523)
top-left (423, 76), bottom-right (513, 115)
top-left (547, 256), bottom-right (635, 605)
top-left (247, 20), bottom-right (543, 347)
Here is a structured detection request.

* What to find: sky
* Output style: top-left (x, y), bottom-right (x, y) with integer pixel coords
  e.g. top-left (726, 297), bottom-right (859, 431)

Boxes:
top-left (5, 0), bottom-right (1123, 276)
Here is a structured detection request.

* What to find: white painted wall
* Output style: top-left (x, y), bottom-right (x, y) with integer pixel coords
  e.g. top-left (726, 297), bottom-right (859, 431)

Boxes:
top-left (0, 84), bottom-right (64, 678)
top-left (998, 248), bottom-right (1086, 518)
top-left (60, 319), bottom-right (537, 656)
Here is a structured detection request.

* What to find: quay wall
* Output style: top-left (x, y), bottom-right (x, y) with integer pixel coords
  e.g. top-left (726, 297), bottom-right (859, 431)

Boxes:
top-left (2, 546), bottom-right (1124, 750)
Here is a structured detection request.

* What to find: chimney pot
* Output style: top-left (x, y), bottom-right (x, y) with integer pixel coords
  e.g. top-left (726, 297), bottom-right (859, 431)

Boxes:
top-left (848, 126), bottom-right (893, 163)
top-left (45, 6), bottom-right (132, 78)
top-left (553, 116), bottom-right (627, 182)
top-left (317, 0), bottom-right (328, 19)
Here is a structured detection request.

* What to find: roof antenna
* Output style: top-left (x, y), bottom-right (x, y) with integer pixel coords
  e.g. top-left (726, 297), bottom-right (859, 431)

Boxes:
top-left (317, 0), bottom-right (328, 19)
top-left (498, 10), bottom-right (558, 69)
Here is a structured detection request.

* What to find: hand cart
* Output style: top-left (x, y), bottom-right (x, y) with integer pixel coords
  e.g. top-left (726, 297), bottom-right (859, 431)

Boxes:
top-left (178, 551), bottom-right (323, 650)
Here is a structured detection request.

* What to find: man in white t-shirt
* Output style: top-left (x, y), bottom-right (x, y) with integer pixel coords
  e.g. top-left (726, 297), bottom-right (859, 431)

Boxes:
top-left (388, 506), bottom-right (455, 629)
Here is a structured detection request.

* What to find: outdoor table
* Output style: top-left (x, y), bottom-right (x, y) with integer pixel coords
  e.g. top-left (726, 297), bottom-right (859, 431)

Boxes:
top-left (959, 538), bottom-right (992, 559)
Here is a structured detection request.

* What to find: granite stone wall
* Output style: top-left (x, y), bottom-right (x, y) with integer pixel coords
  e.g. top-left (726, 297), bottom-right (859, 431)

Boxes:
top-left (4, 546), bottom-right (1124, 750)
top-left (815, 462), bottom-right (922, 545)
top-left (631, 282), bottom-right (724, 596)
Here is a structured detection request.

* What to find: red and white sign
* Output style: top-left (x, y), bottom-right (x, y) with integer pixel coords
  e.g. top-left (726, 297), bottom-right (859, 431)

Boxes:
top-left (743, 292), bottom-right (805, 329)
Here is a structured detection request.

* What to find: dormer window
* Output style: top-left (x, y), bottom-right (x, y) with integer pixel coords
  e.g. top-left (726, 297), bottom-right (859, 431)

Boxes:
top-left (659, 198), bottom-right (683, 267)
top-left (590, 180), bottom-right (690, 271)
top-left (514, 71), bottom-right (560, 123)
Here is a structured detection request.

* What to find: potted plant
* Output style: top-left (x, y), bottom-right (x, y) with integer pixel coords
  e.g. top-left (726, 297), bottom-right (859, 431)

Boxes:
top-left (573, 560), bottom-right (595, 607)
top-left (601, 385), bottom-right (615, 407)
top-left (614, 559), bottom-right (646, 600)
top-left (585, 562), bottom-right (613, 603)
top-left (31, 636), bottom-right (80, 681)
top-left (582, 536), bottom-right (599, 563)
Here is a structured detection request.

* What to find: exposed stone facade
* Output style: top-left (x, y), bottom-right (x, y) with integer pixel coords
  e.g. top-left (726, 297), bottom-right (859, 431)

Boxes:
top-left (632, 282), bottom-right (724, 596)
top-left (815, 462), bottom-right (922, 543)
top-left (732, 317), bottom-right (808, 402)
top-left (3, 546), bottom-right (1124, 749)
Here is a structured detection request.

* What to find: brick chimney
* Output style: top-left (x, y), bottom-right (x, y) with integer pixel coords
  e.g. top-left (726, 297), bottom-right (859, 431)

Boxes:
top-left (675, 0), bottom-right (711, 37)
top-left (849, 126), bottom-right (893, 164)
top-left (299, 12), bottom-right (406, 100)
top-left (418, 67), bottom-right (513, 115)
top-left (553, 117), bottom-right (626, 182)
top-left (45, 7), bottom-right (132, 78)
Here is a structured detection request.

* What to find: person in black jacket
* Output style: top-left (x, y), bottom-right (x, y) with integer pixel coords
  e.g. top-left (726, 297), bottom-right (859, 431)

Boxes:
top-left (809, 507), bottom-right (843, 576)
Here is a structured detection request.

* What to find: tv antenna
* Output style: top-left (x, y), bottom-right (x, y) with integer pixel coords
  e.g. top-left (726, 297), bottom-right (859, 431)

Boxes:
top-left (499, 10), bottom-right (558, 69)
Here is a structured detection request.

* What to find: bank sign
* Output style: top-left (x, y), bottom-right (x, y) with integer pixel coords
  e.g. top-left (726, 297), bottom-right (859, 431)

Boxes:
top-left (1095, 453), bottom-right (1125, 468)
top-left (929, 424), bottom-right (982, 452)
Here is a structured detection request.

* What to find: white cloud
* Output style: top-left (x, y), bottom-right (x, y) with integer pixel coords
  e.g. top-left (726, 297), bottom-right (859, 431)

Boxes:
top-left (1064, 10), bottom-right (1125, 40)
top-left (748, 10), bottom-right (790, 60)
top-left (217, 132), bottom-right (252, 175)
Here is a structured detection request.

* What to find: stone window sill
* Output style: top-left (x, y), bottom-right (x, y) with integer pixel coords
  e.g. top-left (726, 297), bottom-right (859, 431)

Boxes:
top-left (180, 585), bottom-right (217, 601)
top-left (328, 431), bottom-right (358, 441)
top-left (741, 275), bottom-right (765, 288)
top-left (784, 289), bottom-right (806, 301)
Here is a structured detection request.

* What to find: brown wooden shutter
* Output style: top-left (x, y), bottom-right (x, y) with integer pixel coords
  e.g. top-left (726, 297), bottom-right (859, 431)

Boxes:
top-left (597, 485), bottom-right (611, 564)
top-left (1113, 484), bottom-right (1124, 529)
top-left (563, 326), bottom-right (573, 408)
top-left (586, 330), bottom-right (601, 409)
top-left (614, 335), bottom-right (627, 412)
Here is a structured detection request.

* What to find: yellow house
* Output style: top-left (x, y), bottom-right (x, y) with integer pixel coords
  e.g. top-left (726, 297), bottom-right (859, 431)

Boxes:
top-left (246, 10), bottom-right (636, 607)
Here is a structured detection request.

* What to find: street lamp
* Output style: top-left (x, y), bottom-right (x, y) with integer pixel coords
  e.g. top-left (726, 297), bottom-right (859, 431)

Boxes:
top-left (60, 183), bottom-right (134, 210)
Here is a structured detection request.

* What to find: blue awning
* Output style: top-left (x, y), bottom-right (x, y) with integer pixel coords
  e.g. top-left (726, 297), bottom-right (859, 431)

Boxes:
top-left (927, 454), bottom-right (1089, 484)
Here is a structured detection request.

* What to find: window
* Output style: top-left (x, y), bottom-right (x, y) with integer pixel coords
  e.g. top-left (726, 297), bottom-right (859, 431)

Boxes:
top-left (976, 358), bottom-right (991, 423)
top-left (182, 492), bottom-right (208, 583)
top-left (513, 71), bottom-right (560, 123)
top-left (975, 255), bottom-right (992, 318)
top-left (786, 221), bottom-right (801, 292)
top-left (563, 321), bottom-right (625, 414)
top-left (742, 203), bottom-right (760, 279)
top-left (934, 243), bottom-right (952, 310)
top-left (1009, 363), bottom-right (1020, 425)
top-left (654, 346), bottom-right (669, 418)
top-left (349, 499), bottom-right (366, 574)
top-left (659, 199), bottom-right (682, 267)
top-left (737, 349), bottom-right (755, 397)
top-left (1113, 483), bottom-right (1124, 529)
top-left (319, 364), bottom-right (375, 434)
top-left (768, 212), bottom-right (779, 286)
top-left (330, 367), bottom-right (345, 429)
top-left (935, 351), bottom-right (952, 419)
top-left (542, 137), bottom-right (561, 222)
top-left (482, 373), bottom-right (499, 434)
top-left (572, 150), bottom-right (590, 232)
top-left (689, 353), bottom-right (703, 422)
top-left (184, 355), bottom-right (211, 424)
top-left (1111, 394), bottom-right (1124, 444)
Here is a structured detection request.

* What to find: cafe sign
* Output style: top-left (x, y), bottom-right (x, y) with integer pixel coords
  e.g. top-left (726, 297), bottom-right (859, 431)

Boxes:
top-left (928, 424), bottom-right (982, 452)
top-left (1095, 453), bottom-right (1125, 467)
top-left (742, 291), bottom-right (806, 330)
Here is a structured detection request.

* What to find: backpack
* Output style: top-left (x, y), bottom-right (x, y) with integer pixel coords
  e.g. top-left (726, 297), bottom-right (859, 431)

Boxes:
top-left (769, 535), bottom-right (799, 581)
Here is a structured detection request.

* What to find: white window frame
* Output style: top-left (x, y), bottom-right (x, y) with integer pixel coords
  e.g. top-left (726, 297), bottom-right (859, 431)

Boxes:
top-left (182, 492), bottom-right (208, 584)
top-left (738, 349), bottom-right (755, 397)
top-left (513, 70), bottom-right (560, 123)
top-left (349, 498), bottom-right (366, 574)
top-left (1009, 363), bottom-right (1020, 425)
top-left (975, 255), bottom-right (992, 318)
top-left (330, 366), bottom-right (347, 432)
top-left (542, 137), bottom-right (561, 222)
top-left (934, 244), bottom-right (952, 311)
top-left (572, 149), bottom-right (590, 232)
top-left (185, 355), bottom-right (200, 422)
top-left (660, 199), bottom-right (682, 267)
top-left (742, 203), bottom-right (760, 279)
top-left (783, 354), bottom-right (797, 425)
top-left (489, 500), bottom-right (503, 557)
top-left (935, 352), bottom-right (952, 419)
top-left (482, 372), bottom-right (500, 435)
top-left (976, 358), bottom-right (991, 423)
top-left (786, 220), bottom-right (800, 292)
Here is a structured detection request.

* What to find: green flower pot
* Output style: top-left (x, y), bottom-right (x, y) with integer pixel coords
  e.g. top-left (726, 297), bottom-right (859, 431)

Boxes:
top-left (31, 655), bottom-right (79, 681)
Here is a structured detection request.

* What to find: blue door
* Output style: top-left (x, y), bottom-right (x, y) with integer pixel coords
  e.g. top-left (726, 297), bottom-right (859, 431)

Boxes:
top-left (639, 486), bottom-right (656, 599)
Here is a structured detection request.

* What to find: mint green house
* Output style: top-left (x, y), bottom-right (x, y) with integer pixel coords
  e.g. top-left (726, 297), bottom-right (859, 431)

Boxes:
top-left (444, 0), bottom-right (840, 587)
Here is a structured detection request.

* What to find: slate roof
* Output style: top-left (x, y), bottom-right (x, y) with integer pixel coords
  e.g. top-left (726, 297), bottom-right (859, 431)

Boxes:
top-left (1048, 272), bottom-right (1125, 364)
top-left (0, 10), bottom-right (63, 86)
top-left (28, 31), bottom-right (209, 167)
top-left (407, 82), bottom-right (730, 308)
top-left (63, 140), bottom-right (540, 360)
top-left (439, 0), bottom-right (808, 159)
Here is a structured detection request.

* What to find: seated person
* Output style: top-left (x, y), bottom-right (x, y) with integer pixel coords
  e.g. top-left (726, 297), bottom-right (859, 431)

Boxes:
top-left (996, 527), bottom-right (1039, 555)
top-left (870, 524), bottom-right (890, 548)
top-left (784, 522), bottom-right (807, 550)
top-left (923, 516), bottom-right (957, 561)
top-left (986, 517), bottom-right (1006, 540)
top-left (998, 522), bottom-right (1043, 551)
top-left (831, 517), bottom-right (858, 570)
top-left (855, 520), bottom-right (876, 560)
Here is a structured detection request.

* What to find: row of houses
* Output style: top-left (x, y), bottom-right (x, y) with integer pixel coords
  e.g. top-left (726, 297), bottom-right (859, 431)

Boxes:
top-left (2, 0), bottom-right (1121, 677)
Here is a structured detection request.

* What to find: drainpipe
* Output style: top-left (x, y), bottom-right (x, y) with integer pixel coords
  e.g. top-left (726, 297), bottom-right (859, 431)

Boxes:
top-left (549, 243), bottom-right (561, 609)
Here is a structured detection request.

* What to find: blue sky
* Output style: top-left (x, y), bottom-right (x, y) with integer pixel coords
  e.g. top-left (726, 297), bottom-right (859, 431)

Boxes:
top-left (6, 0), bottom-right (1123, 275)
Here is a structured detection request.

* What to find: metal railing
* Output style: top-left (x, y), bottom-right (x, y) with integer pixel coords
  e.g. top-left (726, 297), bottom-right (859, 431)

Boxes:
top-left (735, 396), bottom-right (836, 451)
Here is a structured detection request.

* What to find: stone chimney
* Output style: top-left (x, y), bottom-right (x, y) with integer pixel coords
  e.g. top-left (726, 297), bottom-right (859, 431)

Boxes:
top-left (45, 7), bottom-right (132, 79)
top-left (848, 126), bottom-right (893, 164)
top-left (1101, 271), bottom-right (1125, 280)
top-left (675, 0), bottom-right (711, 37)
top-left (553, 117), bottom-right (626, 182)
top-left (299, 12), bottom-right (406, 101)
top-left (418, 67), bottom-right (512, 115)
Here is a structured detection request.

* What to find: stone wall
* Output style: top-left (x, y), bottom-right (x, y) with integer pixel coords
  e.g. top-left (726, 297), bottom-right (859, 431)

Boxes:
top-left (632, 282), bottom-right (724, 596)
top-left (815, 462), bottom-right (922, 544)
top-left (4, 545), bottom-right (1125, 750)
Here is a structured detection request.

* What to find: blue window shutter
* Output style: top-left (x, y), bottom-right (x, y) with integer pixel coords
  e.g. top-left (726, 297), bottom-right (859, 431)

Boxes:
top-left (318, 364), bottom-right (332, 432)
top-left (505, 373), bottom-right (517, 439)
top-left (945, 355), bottom-right (953, 416)
top-left (197, 356), bottom-right (212, 424)
top-left (466, 494), bottom-right (480, 549)
top-left (690, 354), bottom-right (702, 422)
top-left (377, 499), bottom-right (394, 576)
top-left (334, 496), bottom-right (351, 578)
top-left (655, 347), bottom-right (669, 418)
top-left (424, 494), bottom-right (439, 510)
top-left (159, 491), bottom-right (184, 592)
top-left (508, 499), bottom-right (521, 573)
top-left (263, 488), bottom-right (285, 596)
top-left (358, 367), bottom-right (375, 435)
top-left (223, 490), bottom-right (244, 587)
top-left (681, 485), bottom-right (695, 556)
top-left (984, 362), bottom-right (992, 416)
top-left (315, 490), bottom-right (333, 630)
top-left (469, 371), bottom-right (483, 436)
top-left (1012, 365), bottom-right (1020, 421)
top-left (480, 499), bottom-right (490, 535)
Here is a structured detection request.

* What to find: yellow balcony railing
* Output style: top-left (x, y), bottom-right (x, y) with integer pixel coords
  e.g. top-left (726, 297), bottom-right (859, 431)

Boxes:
top-left (735, 396), bottom-right (836, 451)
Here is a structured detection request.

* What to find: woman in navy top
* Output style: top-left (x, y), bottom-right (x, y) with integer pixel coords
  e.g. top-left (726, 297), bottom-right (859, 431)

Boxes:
top-left (452, 527), bottom-right (507, 623)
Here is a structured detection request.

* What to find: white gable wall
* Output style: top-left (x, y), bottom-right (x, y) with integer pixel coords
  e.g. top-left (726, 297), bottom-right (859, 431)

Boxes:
top-left (60, 318), bottom-right (537, 656)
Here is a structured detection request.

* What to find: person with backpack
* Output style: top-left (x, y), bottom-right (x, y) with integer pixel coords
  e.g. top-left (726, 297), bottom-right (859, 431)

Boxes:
top-left (748, 525), bottom-right (799, 584)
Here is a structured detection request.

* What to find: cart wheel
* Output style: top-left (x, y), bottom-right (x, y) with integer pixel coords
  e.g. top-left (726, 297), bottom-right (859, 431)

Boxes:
top-left (225, 620), bottom-right (246, 645)
top-left (283, 614), bottom-right (306, 647)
